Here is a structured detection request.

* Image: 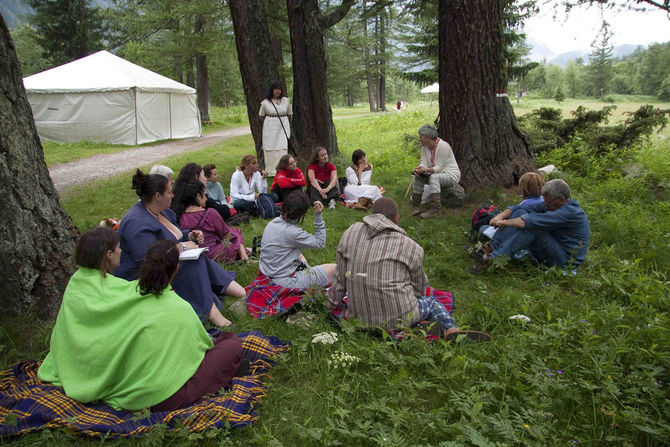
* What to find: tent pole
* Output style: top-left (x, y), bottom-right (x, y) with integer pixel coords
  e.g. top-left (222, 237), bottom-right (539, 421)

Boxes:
top-left (169, 93), bottom-right (172, 139)
top-left (134, 87), bottom-right (139, 145)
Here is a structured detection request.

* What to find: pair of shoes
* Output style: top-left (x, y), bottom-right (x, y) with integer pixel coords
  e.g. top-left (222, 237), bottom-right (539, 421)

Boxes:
top-left (463, 244), bottom-right (485, 262)
top-left (328, 199), bottom-right (337, 209)
top-left (444, 330), bottom-right (491, 343)
top-left (414, 320), bottom-right (445, 337)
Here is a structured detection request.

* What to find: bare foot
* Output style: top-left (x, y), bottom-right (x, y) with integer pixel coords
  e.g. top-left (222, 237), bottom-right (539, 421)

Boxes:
top-left (209, 304), bottom-right (232, 327)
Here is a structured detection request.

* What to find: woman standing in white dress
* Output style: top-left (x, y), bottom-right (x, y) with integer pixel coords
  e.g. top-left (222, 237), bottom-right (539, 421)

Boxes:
top-left (344, 149), bottom-right (384, 210)
top-left (259, 83), bottom-right (292, 176)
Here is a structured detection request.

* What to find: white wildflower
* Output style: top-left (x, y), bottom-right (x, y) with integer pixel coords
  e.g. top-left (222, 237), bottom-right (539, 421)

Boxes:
top-left (312, 331), bottom-right (339, 344)
top-left (329, 351), bottom-right (361, 369)
top-left (509, 314), bottom-right (531, 323)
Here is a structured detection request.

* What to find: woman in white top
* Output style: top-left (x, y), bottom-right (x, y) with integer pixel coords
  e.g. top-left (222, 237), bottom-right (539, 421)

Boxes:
top-left (259, 83), bottom-right (292, 176)
top-left (230, 154), bottom-right (269, 216)
top-left (344, 149), bottom-right (384, 210)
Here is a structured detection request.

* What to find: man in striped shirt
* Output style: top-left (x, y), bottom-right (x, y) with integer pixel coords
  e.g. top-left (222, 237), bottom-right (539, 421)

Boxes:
top-left (327, 198), bottom-right (489, 342)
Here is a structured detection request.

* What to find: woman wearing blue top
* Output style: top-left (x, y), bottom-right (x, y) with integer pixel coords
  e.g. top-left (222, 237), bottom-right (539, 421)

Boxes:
top-left (114, 169), bottom-right (246, 327)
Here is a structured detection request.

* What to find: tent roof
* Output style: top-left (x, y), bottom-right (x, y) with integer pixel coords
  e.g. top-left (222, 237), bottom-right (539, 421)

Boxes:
top-left (420, 82), bottom-right (439, 93)
top-left (23, 50), bottom-right (196, 94)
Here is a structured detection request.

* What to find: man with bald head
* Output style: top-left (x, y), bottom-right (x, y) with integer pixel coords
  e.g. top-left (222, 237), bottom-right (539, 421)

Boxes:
top-left (328, 197), bottom-right (488, 341)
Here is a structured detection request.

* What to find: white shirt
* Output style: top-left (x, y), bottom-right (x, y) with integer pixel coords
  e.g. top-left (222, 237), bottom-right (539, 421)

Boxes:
top-left (230, 169), bottom-right (268, 202)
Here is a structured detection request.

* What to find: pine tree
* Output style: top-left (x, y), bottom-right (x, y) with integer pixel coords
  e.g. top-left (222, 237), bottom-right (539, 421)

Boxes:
top-left (587, 20), bottom-right (614, 97)
top-left (27, 0), bottom-right (105, 66)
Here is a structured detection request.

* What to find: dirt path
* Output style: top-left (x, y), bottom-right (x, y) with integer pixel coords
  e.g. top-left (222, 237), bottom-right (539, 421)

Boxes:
top-left (49, 114), bottom-right (374, 192)
top-left (49, 126), bottom-right (251, 192)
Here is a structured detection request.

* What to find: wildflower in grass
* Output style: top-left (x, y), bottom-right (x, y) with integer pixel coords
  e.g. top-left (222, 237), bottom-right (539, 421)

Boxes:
top-left (509, 314), bottom-right (531, 323)
top-left (579, 319), bottom-right (587, 323)
top-left (558, 370), bottom-right (564, 375)
top-left (523, 424), bottom-right (530, 429)
top-left (312, 332), bottom-right (338, 344)
top-left (592, 329), bottom-right (597, 335)
top-left (328, 351), bottom-right (361, 369)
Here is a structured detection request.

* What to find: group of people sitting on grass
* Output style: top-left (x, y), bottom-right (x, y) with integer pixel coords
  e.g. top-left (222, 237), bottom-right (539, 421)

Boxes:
top-left (36, 123), bottom-right (591, 415)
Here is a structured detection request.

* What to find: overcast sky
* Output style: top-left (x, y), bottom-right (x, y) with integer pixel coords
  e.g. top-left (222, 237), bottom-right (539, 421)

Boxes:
top-left (524, 2), bottom-right (670, 54)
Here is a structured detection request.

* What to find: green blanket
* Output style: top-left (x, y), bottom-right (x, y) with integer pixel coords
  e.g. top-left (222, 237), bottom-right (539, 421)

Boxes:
top-left (38, 268), bottom-right (213, 410)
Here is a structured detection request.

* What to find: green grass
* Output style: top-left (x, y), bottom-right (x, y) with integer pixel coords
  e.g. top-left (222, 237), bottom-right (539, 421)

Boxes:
top-left (3, 100), bottom-right (670, 446)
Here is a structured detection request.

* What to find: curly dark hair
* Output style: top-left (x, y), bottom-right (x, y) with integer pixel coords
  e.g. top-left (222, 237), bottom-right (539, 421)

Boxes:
top-left (138, 240), bottom-right (180, 297)
top-left (172, 180), bottom-right (206, 222)
top-left (352, 149), bottom-right (366, 165)
top-left (131, 169), bottom-right (169, 203)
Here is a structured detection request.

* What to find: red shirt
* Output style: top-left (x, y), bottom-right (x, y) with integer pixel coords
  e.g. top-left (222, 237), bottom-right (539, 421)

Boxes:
top-left (308, 162), bottom-right (337, 183)
top-left (270, 168), bottom-right (306, 191)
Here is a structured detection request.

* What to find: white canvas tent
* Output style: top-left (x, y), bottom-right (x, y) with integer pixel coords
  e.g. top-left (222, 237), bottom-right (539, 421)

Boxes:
top-left (420, 82), bottom-right (439, 93)
top-left (23, 50), bottom-right (201, 145)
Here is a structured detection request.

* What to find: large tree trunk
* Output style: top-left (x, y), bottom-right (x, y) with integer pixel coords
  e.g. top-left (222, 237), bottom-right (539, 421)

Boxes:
top-left (195, 14), bottom-right (210, 124)
top-left (0, 17), bottom-right (78, 320)
top-left (437, 0), bottom-right (534, 189)
top-left (286, 0), bottom-right (354, 162)
top-left (229, 0), bottom-right (283, 170)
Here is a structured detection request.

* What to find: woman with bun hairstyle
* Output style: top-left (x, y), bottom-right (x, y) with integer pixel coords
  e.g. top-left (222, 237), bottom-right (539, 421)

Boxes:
top-left (39, 231), bottom-right (244, 411)
top-left (174, 180), bottom-right (249, 263)
top-left (114, 169), bottom-right (246, 327)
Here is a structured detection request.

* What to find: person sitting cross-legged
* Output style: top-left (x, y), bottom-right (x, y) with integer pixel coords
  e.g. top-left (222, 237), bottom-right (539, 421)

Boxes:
top-left (327, 197), bottom-right (490, 342)
top-left (471, 179), bottom-right (591, 273)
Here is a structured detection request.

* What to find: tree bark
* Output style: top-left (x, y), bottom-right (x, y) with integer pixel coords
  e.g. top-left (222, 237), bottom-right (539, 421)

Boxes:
top-left (229, 0), bottom-right (283, 169)
top-left (363, 10), bottom-right (377, 112)
top-left (437, 0), bottom-right (534, 189)
top-left (287, 0), bottom-right (354, 162)
top-left (195, 14), bottom-right (210, 124)
top-left (376, 5), bottom-right (386, 112)
top-left (0, 17), bottom-right (78, 320)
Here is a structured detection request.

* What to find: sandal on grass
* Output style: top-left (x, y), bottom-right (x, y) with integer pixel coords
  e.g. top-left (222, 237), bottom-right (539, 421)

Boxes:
top-left (444, 330), bottom-right (491, 344)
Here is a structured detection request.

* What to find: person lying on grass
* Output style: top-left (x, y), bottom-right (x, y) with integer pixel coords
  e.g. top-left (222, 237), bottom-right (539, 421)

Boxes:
top-left (327, 197), bottom-right (490, 342)
top-left (259, 190), bottom-right (337, 289)
top-left (470, 179), bottom-right (591, 274)
top-left (39, 229), bottom-right (247, 412)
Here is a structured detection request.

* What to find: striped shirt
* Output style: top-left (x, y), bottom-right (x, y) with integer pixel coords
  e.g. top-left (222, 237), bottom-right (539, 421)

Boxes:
top-left (327, 214), bottom-right (427, 329)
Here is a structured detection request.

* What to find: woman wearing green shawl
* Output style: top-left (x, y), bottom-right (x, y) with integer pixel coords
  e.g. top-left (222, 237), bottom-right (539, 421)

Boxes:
top-left (38, 228), bottom-right (246, 411)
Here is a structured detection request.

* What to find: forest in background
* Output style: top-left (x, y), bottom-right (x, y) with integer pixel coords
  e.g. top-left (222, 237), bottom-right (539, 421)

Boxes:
top-left (5, 0), bottom-right (669, 116)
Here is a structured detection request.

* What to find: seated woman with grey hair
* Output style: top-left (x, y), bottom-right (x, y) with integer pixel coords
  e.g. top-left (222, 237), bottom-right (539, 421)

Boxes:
top-left (149, 165), bottom-right (174, 183)
top-left (411, 124), bottom-right (464, 218)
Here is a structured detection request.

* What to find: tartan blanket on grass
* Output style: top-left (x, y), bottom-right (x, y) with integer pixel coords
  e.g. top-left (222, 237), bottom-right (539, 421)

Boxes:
top-left (0, 331), bottom-right (289, 438)
top-left (245, 272), bottom-right (323, 319)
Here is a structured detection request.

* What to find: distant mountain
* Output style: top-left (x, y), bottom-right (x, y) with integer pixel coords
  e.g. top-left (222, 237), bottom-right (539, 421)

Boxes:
top-left (0, 0), bottom-right (113, 28)
top-left (0, 0), bottom-right (32, 28)
top-left (529, 40), bottom-right (647, 67)
top-left (527, 38), bottom-right (555, 63)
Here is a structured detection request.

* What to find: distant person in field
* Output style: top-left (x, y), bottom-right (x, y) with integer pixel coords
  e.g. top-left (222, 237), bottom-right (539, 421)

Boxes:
top-left (411, 124), bottom-right (464, 218)
top-left (471, 179), bottom-right (591, 274)
top-left (327, 197), bottom-right (490, 342)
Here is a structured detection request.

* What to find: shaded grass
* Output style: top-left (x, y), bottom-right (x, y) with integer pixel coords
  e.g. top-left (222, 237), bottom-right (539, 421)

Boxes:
top-left (2, 103), bottom-right (669, 446)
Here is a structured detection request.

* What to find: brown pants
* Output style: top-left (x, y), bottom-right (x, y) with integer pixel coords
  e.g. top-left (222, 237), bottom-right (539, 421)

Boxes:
top-left (150, 332), bottom-right (242, 412)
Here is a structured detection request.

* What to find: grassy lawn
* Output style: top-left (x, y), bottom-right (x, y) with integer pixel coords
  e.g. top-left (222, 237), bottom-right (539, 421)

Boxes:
top-left (3, 100), bottom-right (669, 446)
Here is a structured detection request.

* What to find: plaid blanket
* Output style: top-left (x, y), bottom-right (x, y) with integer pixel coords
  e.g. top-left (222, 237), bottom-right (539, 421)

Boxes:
top-left (0, 331), bottom-right (289, 438)
top-left (245, 271), bottom-right (320, 319)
